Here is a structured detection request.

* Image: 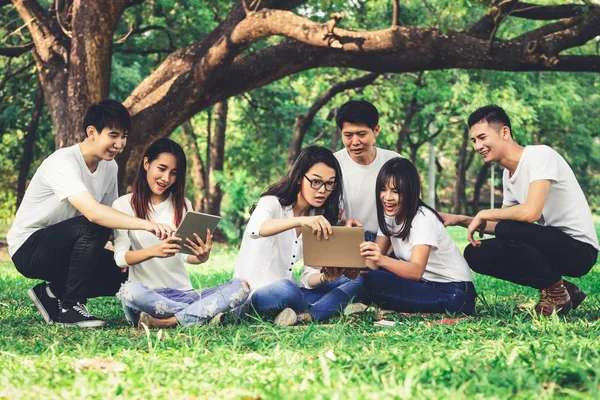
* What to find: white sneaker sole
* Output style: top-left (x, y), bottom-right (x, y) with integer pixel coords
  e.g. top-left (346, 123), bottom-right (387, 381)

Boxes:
top-left (274, 308), bottom-right (298, 327)
top-left (27, 288), bottom-right (53, 324)
top-left (59, 320), bottom-right (107, 328)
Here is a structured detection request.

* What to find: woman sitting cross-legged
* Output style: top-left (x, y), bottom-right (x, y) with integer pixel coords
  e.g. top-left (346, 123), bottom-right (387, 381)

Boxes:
top-left (233, 146), bottom-right (363, 327)
top-left (359, 158), bottom-right (476, 315)
top-left (113, 138), bottom-right (249, 328)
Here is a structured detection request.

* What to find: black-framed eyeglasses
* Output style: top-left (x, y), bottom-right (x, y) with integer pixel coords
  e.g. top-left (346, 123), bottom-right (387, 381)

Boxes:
top-left (304, 175), bottom-right (336, 192)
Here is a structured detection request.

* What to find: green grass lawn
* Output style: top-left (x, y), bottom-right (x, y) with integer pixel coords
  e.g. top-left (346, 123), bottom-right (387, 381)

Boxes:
top-left (1, 227), bottom-right (599, 399)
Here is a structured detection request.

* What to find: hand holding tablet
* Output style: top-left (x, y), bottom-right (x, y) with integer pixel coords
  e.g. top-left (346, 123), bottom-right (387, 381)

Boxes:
top-left (174, 211), bottom-right (221, 255)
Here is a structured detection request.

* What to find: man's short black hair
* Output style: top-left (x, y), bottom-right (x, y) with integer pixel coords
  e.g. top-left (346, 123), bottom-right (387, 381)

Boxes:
top-left (83, 100), bottom-right (132, 139)
top-left (335, 100), bottom-right (379, 130)
top-left (468, 105), bottom-right (512, 137)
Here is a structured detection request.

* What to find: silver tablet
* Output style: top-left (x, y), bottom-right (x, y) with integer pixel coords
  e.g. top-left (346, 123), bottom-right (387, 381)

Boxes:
top-left (174, 211), bottom-right (221, 255)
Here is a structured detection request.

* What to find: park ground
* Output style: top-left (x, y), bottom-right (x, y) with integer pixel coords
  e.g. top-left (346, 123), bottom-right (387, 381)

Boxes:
top-left (0, 224), bottom-right (599, 399)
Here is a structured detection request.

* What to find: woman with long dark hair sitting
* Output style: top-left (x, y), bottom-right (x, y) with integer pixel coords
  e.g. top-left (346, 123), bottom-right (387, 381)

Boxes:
top-left (233, 146), bottom-right (363, 326)
top-left (113, 138), bottom-right (250, 328)
top-left (359, 158), bottom-right (476, 315)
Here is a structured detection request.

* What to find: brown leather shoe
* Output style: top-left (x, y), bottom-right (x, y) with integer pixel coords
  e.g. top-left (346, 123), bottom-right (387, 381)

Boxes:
top-left (534, 279), bottom-right (572, 317)
top-left (563, 279), bottom-right (587, 310)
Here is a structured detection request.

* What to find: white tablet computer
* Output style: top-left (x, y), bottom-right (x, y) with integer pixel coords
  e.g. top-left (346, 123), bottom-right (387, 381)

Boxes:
top-left (302, 226), bottom-right (366, 268)
top-left (174, 211), bottom-right (221, 255)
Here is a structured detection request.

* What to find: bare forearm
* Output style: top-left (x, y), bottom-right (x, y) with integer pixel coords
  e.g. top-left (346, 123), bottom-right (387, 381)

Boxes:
top-left (124, 248), bottom-right (155, 265)
top-left (307, 272), bottom-right (325, 288)
top-left (479, 205), bottom-right (538, 224)
top-left (377, 256), bottom-right (424, 281)
top-left (87, 204), bottom-right (147, 230)
top-left (259, 218), bottom-right (303, 237)
top-left (453, 214), bottom-right (497, 234)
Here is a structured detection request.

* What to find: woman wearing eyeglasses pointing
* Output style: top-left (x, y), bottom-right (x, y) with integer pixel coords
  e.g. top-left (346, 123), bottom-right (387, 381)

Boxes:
top-left (232, 146), bottom-right (363, 327)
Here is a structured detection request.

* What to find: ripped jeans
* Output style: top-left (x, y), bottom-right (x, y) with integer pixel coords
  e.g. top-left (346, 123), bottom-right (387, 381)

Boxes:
top-left (117, 279), bottom-right (249, 327)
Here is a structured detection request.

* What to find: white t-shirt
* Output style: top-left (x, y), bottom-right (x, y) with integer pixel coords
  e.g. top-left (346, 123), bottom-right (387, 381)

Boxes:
top-left (112, 193), bottom-right (194, 291)
top-left (233, 196), bottom-right (320, 292)
top-left (8, 144), bottom-right (118, 257)
top-left (378, 206), bottom-right (473, 283)
top-left (334, 147), bottom-right (401, 233)
top-left (503, 145), bottom-right (599, 251)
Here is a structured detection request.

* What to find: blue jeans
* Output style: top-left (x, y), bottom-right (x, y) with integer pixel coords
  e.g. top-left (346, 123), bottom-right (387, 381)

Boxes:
top-left (363, 270), bottom-right (476, 315)
top-left (250, 275), bottom-right (364, 322)
top-left (117, 279), bottom-right (250, 326)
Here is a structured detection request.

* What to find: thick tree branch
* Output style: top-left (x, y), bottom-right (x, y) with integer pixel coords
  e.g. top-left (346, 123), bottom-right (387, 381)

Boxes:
top-left (466, 2), bottom-right (596, 40)
top-left (0, 43), bottom-right (34, 57)
top-left (495, 1), bottom-right (592, 20)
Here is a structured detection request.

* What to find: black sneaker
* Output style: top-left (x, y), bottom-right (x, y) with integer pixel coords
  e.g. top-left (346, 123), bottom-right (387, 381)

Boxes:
top-left (59, 303), bottom-right (106, 328)
top-left (27, 282), bottom-right (59, 324)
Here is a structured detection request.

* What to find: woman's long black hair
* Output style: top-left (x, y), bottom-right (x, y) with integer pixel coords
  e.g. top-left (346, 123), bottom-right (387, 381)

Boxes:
top-left (251, 146), bottom-right (343, 225)
top-left (376, 157), bottom-right (443, 240)
top-left (131, 138), bottom-right (188, 226)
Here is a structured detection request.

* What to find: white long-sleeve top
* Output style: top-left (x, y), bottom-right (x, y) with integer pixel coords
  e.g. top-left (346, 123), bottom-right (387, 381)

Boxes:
top-left (112, 193), bottom-right (194, 290)
top-left (233, 196), bottom-right (321, 292)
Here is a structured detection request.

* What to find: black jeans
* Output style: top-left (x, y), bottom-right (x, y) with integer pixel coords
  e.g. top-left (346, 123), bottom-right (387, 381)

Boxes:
top-left (12, 216), bottom-right (127, 308)
top-left (464, 220), bottom-right (598, 289)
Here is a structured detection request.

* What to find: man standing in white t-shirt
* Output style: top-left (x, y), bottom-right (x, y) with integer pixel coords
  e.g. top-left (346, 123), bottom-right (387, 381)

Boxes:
top-left (8, 100), bottom-right (174, 327)
top-left (442, 105), bottom-right (599, 317)
top-left (333, 100), bottom-right (401, 238)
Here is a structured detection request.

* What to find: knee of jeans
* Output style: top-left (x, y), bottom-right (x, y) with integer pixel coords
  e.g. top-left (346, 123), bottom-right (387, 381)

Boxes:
top-left (228, 280), bottom-right (251, 308)
top-left (117, 281), bottom-right (144, 302)
top-left (252, 280), bottom-right (298, 304)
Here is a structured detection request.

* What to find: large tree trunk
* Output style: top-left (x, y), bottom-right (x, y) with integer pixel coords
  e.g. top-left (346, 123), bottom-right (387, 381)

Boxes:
top-left (180, 121), bottom-right (207, 212)
top-left (287, 73), bottom-right (379, 169)
top-left (17, 83), bottom-right (44, 208)
top-left (206, 100), bottom-right (228, 215)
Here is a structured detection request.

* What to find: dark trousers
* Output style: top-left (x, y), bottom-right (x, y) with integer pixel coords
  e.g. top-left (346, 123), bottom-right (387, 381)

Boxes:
top-left (464, 220), bottom-right (598, 290)
top-left (363, 270), bottom-right (476, 315)
top-left (12, 216), bottom-right (127, 308)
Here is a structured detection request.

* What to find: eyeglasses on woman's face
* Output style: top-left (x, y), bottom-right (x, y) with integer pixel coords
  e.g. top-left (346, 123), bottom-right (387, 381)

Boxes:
top-left (304, 175), bottom-right (336, 192)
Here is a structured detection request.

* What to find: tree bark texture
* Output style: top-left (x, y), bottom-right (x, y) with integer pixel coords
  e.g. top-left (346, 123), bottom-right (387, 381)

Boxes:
top-left (180, 121), bottom-right (207, 212)
top-left (206, 100), bottom-right (227, 215)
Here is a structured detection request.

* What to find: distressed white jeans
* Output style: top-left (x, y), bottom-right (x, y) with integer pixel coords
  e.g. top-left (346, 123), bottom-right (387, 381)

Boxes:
top-left (117, 279), bottom-right (249, 326)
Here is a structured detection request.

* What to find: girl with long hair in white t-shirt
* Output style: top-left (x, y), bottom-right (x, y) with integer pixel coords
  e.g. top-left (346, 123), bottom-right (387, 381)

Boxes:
top-left (233, 146), bottom-right (363, 327)
top-left (359, 157), bottom-right (476, 315)
top-left (113, 138), bottom-right (249, 328)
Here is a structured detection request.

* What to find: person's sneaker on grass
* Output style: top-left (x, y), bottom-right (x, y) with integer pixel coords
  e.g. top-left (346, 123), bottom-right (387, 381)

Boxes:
top-left (59, 303), bottom-right (106, 328)
top-left (27, 282), bottom-right (59, 324)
